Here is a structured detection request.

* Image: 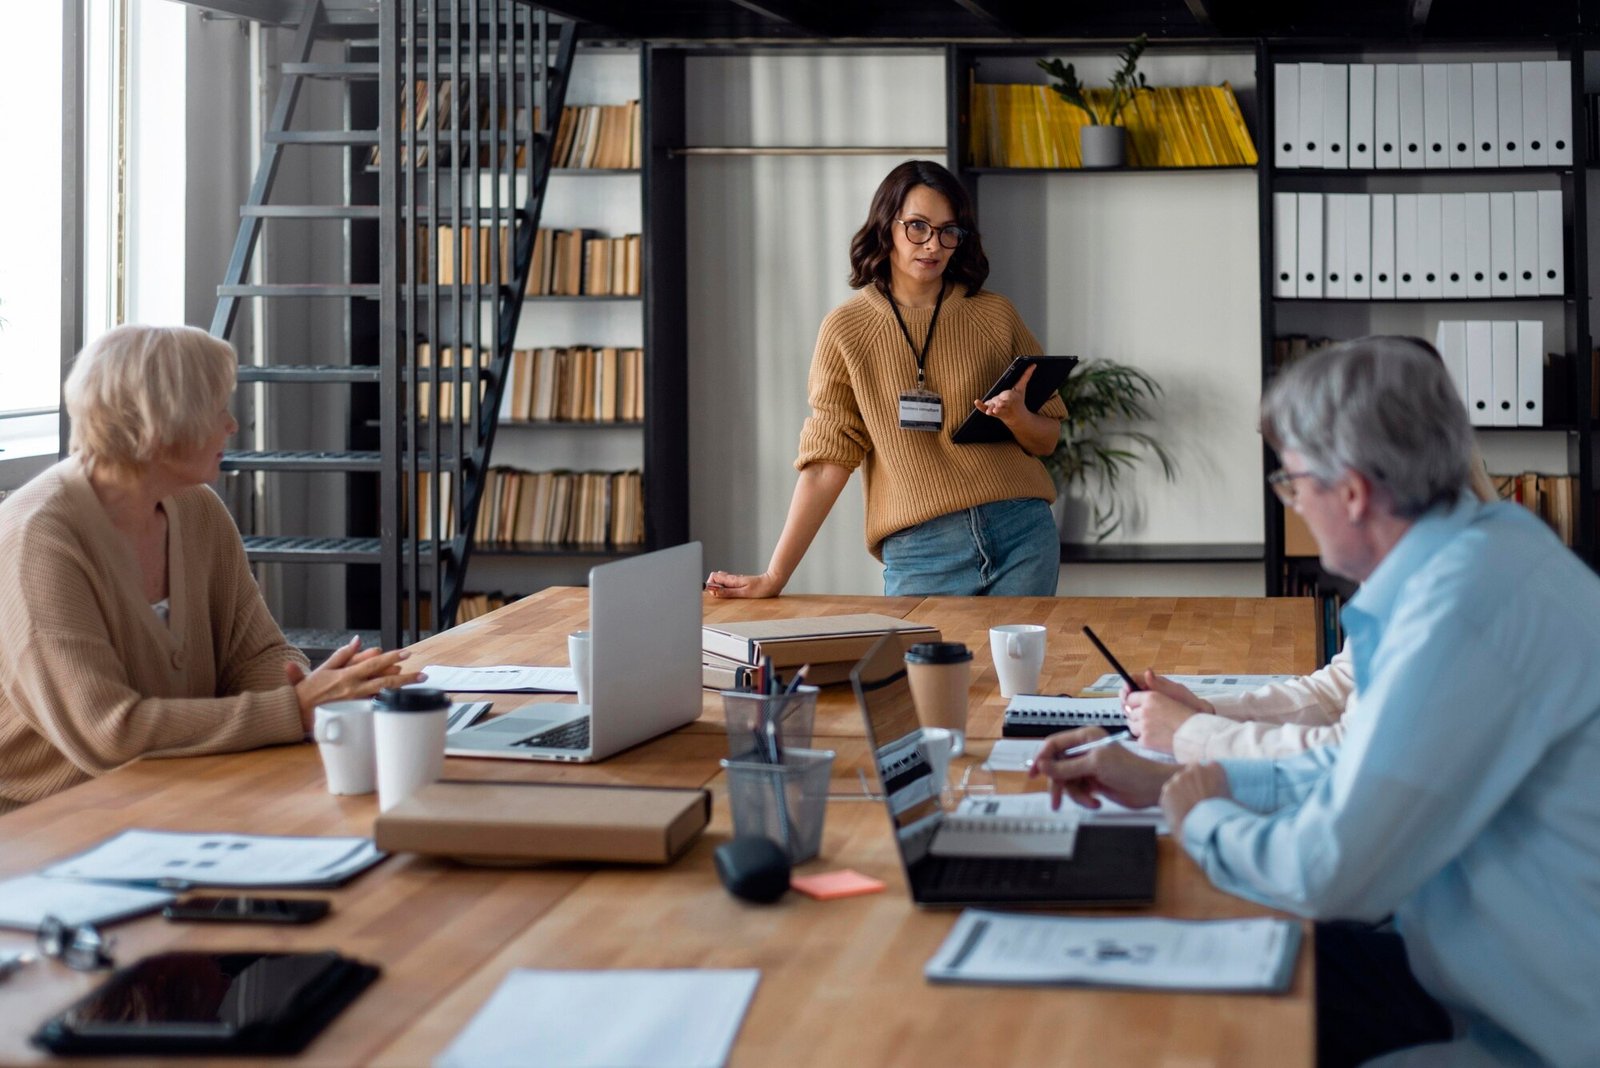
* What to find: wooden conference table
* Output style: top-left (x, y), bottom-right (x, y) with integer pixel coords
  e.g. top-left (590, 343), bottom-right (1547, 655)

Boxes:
top-left (0, 592), bottom-right (1318, 1066)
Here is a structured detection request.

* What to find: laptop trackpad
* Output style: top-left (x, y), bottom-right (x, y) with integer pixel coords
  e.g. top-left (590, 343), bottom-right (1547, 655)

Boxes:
top-left (476, 715), bottom-right (562, 734)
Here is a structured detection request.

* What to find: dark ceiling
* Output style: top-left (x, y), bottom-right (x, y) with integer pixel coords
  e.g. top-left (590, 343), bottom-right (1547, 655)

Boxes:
top-left (183, 0), bottom-right (1595, 41)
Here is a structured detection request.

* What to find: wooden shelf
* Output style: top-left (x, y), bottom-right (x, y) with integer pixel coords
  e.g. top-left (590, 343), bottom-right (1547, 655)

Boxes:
top-left (969, 165), bottom-right (1257, 175)
top-left (1274, 295), bottom-right (1572, 304)
top-left (1273, 165), bottom-right (1575, 177)
top-left (472, 542), bottom-right (646, 558)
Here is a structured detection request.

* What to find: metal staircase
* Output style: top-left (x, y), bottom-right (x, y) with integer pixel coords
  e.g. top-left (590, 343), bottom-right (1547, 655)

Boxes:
top-left (207, 0), bottom-right (577, 649)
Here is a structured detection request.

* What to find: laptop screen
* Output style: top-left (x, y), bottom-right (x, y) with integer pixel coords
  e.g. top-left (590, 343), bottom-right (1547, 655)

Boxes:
top-left (851, 632), bottom-right (949, 871)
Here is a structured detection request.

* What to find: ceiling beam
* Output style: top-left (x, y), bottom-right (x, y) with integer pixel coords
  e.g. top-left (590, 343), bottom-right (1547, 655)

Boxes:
top-left (947, 0), bottom-right (1034, 36)
top-left (170, 0), bottom-right (296, 24)
top-left (524, 0), bottom-right (654, 37)
top-left (726, 0), bottom-right (838, 36)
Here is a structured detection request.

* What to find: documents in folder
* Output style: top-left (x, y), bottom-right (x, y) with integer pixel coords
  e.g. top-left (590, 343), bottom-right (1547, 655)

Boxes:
top-left (41, 831), bottom-right (384, 889)
top-left (925, 910), bottom-right (1301, 993)
top-left (1079, 672), bottom-right (1295, 697)
top-left (436, 968), bottom-right (760, 1068)
top-left (702, 614), bottom-right (939, 669)
top-left (413, 664), bottom-right (577, 693)
top-left (0, 875), bottom-right (175, 930)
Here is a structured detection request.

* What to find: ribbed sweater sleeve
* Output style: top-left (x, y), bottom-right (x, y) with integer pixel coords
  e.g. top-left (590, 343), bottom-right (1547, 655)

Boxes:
top-left (793, 286), bottom-right (1063, 557)
top-left (1171, 644), bottom-right (1356, 762)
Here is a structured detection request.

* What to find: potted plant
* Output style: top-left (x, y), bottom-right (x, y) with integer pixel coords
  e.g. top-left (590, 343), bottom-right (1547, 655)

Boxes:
top-left (1037, 35), bottom-right (1151, 168)
top-left (1046, 359), bottom-right (1176, 541)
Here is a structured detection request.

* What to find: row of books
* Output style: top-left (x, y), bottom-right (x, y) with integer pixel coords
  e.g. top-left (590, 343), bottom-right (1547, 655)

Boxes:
top-left (550, 102), bottom-right (641, 169)
top-left (1280, 560), bottom-right (1355, 663)
top-left (475, 468), bottom-right (644, 547)
top-left (371, 80), bottom-right (528, 169)
top-left (969, 82), bottom-right (1257, 168)
top-left (417, 226), bottom-right (642, 296)
top-left (1494, 473), bottom-right (1578, 547)
top-left (504, 346), bottom-right (644, 423)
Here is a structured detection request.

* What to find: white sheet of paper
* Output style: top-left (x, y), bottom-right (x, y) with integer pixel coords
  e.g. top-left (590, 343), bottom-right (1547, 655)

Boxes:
top-left (926, 910), bottom-right (1299, 992)
top-left (0, 875), bottom-right (175, 930)
top-left (1079, 672), bottom-right (1296, 697)
top-left (414, 665), bottom-right (577, 693)
top-left (42, 831), bottom-right (383, 889)
top-left (435, 969), bottom-right (761, 1068)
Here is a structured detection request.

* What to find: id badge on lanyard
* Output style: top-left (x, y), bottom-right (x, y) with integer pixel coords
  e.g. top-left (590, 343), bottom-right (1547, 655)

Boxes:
top-left (898, 388), bottom-right (943, 432)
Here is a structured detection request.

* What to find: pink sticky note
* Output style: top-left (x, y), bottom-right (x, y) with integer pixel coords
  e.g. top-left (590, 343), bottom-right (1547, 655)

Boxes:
top-left (790, 869), bottom-right (887, 900)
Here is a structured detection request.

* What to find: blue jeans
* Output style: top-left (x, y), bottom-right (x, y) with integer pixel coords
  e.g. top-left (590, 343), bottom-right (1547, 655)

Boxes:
top-left (881, 497), bottom-right (1059, 597)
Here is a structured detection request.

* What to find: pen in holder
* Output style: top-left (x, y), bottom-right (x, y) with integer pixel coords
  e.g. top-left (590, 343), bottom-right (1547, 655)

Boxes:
top-left (720, 686), bottom-right (818, 762)
top-left (720, 748), bottom-right (835, 864)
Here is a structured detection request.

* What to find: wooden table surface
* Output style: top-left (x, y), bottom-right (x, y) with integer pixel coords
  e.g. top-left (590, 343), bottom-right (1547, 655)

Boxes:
top-left (0, 592), bottom-right (1318, 1067)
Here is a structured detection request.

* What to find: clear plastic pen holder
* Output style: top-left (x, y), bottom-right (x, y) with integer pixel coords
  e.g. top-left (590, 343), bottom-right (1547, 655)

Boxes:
top-left (720, 748), bottom-right (835, 865)
top-left (720, 687), bottom-right (818, 761)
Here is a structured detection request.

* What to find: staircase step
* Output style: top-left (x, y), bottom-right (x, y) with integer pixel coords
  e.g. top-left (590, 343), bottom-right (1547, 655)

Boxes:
top-left (237, 364), bottom-right (381, 384)
top-left (218, 284), bottom-right (381, 298)
top-left (281, 62), bottom-right (381, 79)
top-left (242, 205), bottom-right (381, 219)
top-left (265, 130), bottom-right (381, 145)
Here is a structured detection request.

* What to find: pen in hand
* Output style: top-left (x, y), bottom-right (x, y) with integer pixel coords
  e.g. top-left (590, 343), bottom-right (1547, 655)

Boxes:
top-left (1081, 625), bottom-right (1143, 693)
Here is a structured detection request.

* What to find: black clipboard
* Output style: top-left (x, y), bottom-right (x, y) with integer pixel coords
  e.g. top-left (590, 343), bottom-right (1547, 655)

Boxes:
top-left (950, 355), bottom-right (1078, 445)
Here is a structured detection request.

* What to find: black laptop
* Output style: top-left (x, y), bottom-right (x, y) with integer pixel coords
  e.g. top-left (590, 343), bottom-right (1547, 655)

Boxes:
top-left (851, 633), bottom-right (1156, 908)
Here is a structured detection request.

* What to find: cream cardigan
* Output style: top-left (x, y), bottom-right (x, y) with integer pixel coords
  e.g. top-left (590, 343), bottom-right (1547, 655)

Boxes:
top-left (0, 458), bottom-right (307, 812)
top-left (1170, 643), bottom-right (1356, 761)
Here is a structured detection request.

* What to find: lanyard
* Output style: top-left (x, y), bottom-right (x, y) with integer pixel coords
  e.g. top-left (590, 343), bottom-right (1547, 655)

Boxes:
top-left (887, 282), bottom-right (947, 389)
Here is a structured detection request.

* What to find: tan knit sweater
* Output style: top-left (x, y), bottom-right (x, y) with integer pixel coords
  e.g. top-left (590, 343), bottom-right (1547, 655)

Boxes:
top-left (795, 285), bottom-right (1066, 558)
top-left (0, 459), bottom-right (308, 812)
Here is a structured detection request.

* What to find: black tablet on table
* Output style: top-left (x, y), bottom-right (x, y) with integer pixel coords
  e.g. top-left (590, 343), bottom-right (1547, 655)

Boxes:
top-left (950, 355), bottom-right (1079, 445)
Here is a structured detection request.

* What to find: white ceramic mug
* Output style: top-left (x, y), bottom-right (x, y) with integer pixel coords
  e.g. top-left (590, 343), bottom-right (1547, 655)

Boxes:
top-left (372, 689), bottom-right (450, 812)
top-left (990, 624), bottom-right (1048, 698)
top-left (920, 727), bottom-right (957, 796)
top-left (313, 700), bottom-right (377, 796)
top-left (568, 630), bottom-right (593, 706)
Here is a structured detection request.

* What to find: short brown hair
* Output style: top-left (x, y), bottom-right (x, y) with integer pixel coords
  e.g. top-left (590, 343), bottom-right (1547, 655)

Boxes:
top-left (848, 160), bottom-right (989, 295)
top-left (64, 324), bottom-right (237, 472)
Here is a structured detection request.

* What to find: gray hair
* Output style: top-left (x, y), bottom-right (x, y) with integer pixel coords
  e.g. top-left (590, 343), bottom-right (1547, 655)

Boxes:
top-left (1261, 336), bottom-right (1473, 519)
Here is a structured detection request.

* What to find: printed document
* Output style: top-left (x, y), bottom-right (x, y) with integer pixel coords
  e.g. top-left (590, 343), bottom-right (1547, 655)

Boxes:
top-left (413, 665), bottom-right (577, 693)
top-left (42, 831), bottom-right (384, 889)
top-left (926, 910), bottom-right (1300, 992)
top-left (0, 875), bottom-right (175, 930)
top-left (1080, 672), bottom-right (1295, 697)
top-left (436, 968), bottom-right (760, 1068)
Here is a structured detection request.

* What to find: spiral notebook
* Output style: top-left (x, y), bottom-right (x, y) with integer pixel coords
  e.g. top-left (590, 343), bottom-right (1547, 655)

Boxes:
top-left (928, 796), bottom-right (1081, 859)
top-left (1002, 695), bottom-right (1129, 738)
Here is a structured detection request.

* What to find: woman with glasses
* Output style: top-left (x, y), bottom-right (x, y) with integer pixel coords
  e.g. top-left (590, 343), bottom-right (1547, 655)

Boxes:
top-left (707, 160), bottom-right (1066, 599)
top-left (0, 325), bottom-right (423, 813)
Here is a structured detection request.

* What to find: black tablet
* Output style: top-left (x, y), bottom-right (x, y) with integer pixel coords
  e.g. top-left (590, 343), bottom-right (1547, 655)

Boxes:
top-left (31, 950), bottom-right (379, 1055)
top-left (950, 355), bottom-right (1078, 445)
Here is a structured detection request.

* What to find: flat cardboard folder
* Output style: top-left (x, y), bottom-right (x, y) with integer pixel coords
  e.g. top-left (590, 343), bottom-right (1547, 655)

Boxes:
top-left (374, 780), bottom-right (710, 865)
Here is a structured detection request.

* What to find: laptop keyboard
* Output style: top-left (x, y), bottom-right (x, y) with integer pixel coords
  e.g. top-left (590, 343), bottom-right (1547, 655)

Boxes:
top-left (512, 718), bottom-right (590, 751)
top-left (934, 855), bottom-right (1077, 893)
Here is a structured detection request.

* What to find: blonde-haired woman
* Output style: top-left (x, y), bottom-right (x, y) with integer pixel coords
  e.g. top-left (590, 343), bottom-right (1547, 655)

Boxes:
top-left (0, 325), bottom-right (421, 812)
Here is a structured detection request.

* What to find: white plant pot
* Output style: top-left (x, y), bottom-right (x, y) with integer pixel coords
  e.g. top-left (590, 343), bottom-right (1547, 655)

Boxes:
top-left (1079, 125), bottom-right (1126, 169)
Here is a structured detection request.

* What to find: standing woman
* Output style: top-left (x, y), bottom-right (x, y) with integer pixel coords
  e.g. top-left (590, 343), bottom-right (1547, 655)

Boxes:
top-left (0, 324), bottom-right (422, 812)
top-left (708, 160), bottom-right (1066, 598)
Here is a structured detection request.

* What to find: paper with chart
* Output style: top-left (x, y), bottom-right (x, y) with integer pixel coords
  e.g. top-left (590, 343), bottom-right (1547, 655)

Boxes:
top-left (436, 968), bottom-right (760, 1068)
top-left (413, 664), bottom-right (577, 693)
top-left (41, 831), bottom-right (384, 889)
top-left (956, 786), bottom-right (1167, 833)
top-left (925, 910), bottom-right (1301, 992)
top-left (1079, 672), bottom-right (1296, 697)
top-left (0, 875), bottom-right (175, 930)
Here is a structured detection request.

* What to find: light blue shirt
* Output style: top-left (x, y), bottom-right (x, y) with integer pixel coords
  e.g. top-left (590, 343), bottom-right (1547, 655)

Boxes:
top-left (1181, 495), bottom-right (1600, 1067)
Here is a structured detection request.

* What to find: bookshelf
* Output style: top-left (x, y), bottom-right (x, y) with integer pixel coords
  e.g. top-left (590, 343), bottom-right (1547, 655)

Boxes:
top-left (1259, 40), bottom-right (1594, 631)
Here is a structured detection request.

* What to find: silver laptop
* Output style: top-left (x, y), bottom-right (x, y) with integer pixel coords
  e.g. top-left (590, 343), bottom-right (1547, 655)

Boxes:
top-left (445, 542), bottom-right (703, 763)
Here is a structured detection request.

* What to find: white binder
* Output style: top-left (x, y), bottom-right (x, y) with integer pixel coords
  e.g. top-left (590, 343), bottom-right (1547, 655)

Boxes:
top-left (1472, 63), bottom-right (1499, 168)
top-left (1375, 64), bottom-right (1401, 168)
top-left (1322, 63), bottom-right (1349, 169)
top-left (1465, 192), bottom-right (1492, 297)
top-left (1446, 63), bottom-right (1474, 169)
top-left (1441, 194), bottom-right (1467, 298)
top-left (1422, 64), bottom-right (1450, 169)
top-left (1496, 62), bottom-right (1524, 167)
top-left (1371, 193), bottom-right (1397, 299)
top-left (1297, 193), bottom-right (1324, 298)
top-left (1514, 191), bottom-right (1539, 296)
top-left (1349, 64), bottom-right (1376, 169)
top-left (1274, 64), bottom-right (1300, 169)
top-left (1538, 189), bottom-right (1564, 296)
top-left (1298, 62), bottom-right (1325, 168)
top-left (1434, 319), bottom-right (1470, 408)
top-left (1324, 193), bottom-right (1348, 298)
top-left (1465, 320), bottom-right (1494, 426)
top-left (1546, 60), bottom-right (1573, 165)
top-left (1346, 191), bottom-right (1372, 298)
top-left (1273, 192), bottom-right (1298, 298)
top-left (1398, 64), bottom-right (1425, 169)
top-left (1521, 61), bottom-right (1548, 166)
top-left (1489, 192), bottom-right (1516, 297)
top-left (1395, 194), bottom-right (1419, 299)
top-left (1491, 320), bottom-right (1518, 426)
top-left (1517, 319), bottom-right (1544, 426)
top-left (1416, 193), bottom-right (1443, 298)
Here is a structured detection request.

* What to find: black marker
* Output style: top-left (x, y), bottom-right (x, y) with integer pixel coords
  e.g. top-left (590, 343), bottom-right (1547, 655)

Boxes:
top-left (1081, 625), bottom-right (1143, 693)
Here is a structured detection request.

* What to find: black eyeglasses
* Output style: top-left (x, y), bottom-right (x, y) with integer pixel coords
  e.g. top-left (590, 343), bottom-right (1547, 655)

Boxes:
top-left (1266, 468), bottom-right (1320, 506)
top-left (37, 915), bottom-right (115, 971)
top-left (895, 218), bottom-right (967, 249)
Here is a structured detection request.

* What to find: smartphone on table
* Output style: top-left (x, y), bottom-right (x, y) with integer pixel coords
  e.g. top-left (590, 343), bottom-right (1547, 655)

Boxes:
top-left (161, 896), bottom-right (330, 925)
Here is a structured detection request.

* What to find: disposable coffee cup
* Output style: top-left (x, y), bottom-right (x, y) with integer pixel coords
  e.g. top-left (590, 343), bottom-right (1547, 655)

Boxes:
top-left (372, 687), bottom-right (449, 812)
top-left (904, 642), bottom-right (973, 756)
top-left (313, 700), bottom-right (377, 796)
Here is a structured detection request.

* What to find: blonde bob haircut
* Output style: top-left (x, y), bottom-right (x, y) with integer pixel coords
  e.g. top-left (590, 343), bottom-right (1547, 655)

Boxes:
top-left (64, 324), bottom-right (237, 472)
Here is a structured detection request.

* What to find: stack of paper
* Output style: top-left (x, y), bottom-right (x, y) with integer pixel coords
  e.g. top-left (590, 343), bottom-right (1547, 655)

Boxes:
top-left (0, 875), bottom-right (175, 930)
top-left (42, 831), bottom-right (385, 889)
top-left (702, 614), bottom-right (938, 692)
